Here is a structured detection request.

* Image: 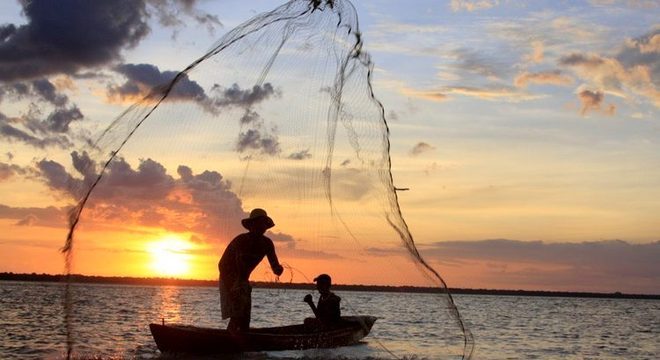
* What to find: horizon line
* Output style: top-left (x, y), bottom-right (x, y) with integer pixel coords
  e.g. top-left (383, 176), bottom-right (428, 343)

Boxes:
top-left (1, 272), bottom-right (658, 299)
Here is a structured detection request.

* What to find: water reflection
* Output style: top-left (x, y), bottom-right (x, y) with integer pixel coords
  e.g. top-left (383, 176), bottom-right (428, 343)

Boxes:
top-left (157, 286), bottom-right (182, 324)
top-left (2, 282), bottom-right (658, 359)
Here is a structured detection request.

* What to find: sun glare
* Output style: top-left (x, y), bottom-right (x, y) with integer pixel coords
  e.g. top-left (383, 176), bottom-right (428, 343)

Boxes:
top-left (148, 235), bottom-right (193, 277)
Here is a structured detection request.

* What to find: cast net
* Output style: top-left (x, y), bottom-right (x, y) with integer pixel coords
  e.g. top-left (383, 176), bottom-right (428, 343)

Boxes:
top-left (62, 0), bottom-right (473, 358)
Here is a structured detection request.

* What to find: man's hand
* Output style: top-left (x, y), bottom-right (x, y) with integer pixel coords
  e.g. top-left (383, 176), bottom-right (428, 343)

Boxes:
top-left (303, 294), bottom-right (313, 303)
top-left (273, 264), bottom-right (284, 276)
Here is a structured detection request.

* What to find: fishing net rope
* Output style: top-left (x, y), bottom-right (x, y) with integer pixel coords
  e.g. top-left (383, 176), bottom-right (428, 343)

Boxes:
top-left (62, 0), bottom-right (474, 358)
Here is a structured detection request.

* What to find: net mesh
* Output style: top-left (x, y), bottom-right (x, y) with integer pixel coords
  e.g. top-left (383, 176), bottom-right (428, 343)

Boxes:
top-left (62, 0), bottom-right (474, 358)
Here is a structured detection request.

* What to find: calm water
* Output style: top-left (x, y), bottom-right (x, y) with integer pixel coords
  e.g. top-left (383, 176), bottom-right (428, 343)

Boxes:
top-left (0, 281), bottom-right (658, 359)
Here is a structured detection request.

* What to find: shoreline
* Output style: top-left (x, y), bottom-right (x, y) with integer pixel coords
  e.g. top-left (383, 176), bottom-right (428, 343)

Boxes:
top-left (2, 272), bottom-right (658, 300)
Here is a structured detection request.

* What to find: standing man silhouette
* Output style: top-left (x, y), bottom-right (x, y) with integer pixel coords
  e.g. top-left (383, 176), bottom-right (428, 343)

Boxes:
top-left (219, 208), bottom-right (284, 332)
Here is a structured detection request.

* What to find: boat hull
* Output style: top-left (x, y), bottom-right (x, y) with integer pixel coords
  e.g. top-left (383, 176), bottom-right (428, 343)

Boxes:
top-left (149, 315), bottom-right (377, 354)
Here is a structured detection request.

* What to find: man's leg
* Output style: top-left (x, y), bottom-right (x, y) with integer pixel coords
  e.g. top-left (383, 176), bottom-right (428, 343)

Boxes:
top-left (227, 317), bottom-right (242, 332)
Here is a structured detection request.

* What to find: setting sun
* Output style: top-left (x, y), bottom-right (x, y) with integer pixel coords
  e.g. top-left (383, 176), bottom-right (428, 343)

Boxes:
top-left (148, 235), bottom-right (193, 277)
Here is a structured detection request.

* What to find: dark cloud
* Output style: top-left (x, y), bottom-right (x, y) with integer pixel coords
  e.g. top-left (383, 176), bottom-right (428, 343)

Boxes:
top-left (148, 0), bottom-right (222, 35)
top-left (210, 83), bottom-right (281, 155)
top-left (410, 142), bottom-right (436, 156)
top-left (102, 158), bottom-right (176, 200)
top-left (109, 63), bottom-right (207, 102)
top-left (0, 121), bottom-right (72, 149)
top-left (0, 105), bottom-right (81, 149)
top-left (0, 76), bottom-right (85, 148)
top-left (240, 109), bottom-right (261, 125)
top-left (0, 0), bottom-right (222, 81)
top-left (212, 83), bottom-right (278, 108)
top-left (422, 239), bottom-right (660, 286)
top-left (32, 79), bottom-right (69, 106)
top-left (45, 107), bottom-right (84, 133)
top-left (0, 0), bottom-right (149, 81)
top-left (287, 149), bottom-right (312, 160)
top-left (0, 80), bottom-right (56, 103)
top-left (578, 89), bottom-right (616, 116)
top-left (0, 24), bottom-right (16, 42)
top-left (237, 128), bottom-right (281, 156)
top-left (37, 158), bottom-right (81, 196)
top-left (559, 53), bottom-right (605, 67)
top-left (71, 151), bottom-right (96, 180)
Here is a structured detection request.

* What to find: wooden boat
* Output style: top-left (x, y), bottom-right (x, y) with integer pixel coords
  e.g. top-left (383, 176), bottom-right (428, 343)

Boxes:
top-left (149, 315), bottom-right (377, 354)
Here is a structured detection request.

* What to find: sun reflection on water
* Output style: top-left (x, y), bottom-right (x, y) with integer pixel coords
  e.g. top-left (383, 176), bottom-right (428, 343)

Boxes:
top-left (158, 286), bottom-right (182, 324)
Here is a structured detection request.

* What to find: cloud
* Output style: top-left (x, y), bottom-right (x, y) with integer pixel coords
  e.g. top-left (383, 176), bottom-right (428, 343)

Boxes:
top-left (0, 78), bottom-right (85, 148)
top-left (588, 0), bottom-right (660, 9)
top-left (0, 204), bottom-right (66, 227)
top-left (0, 104), bottom-right (82, 149)
top-left (369, 21), bottom-right (448, 36)
top-left (0, 0), bottom-right (222, 81)
top-left (625, 32), bottom-right (660, 54)
top-left (108, 63), bottom-right (208, 103)
top-left (37, 158), bottom-right (82, 197)
top-left (410, 142), bottom-right (436, 156)
top-left (0, 162), bottom-right (25, 181)
top-left (0, 121), bottom-right (72, 149)
top-left (450, 0), bottom-right (500, 12)
top-left (559, 28), bottom-right (660, 108)
top-left (618, 28), bottom-right (660, 85)
top-left (237, 128), bottom-right (281, 156)
top-left (403, 84), bottom-right (543, 102)
top-left (240, 109), bottom-right (261, 125)
top-left (420, 239), bottom-right (660, 292)
top-left (32, 79), bottom-right (69, 106)
top-left (400, 87), bottom-right (448, 102)
top-left (0, 1), bottom-right (149, 81)
top-left (560, 53), bottom-right (606, 68)
top-left (34, 154), bottom-right (306, 246)
top-left (577, 89), bottom-right (616, 116)
top-left (147, 0), bottom-right (222, 35)
top-left (211, 83), bottom-right (278, 108)
top-left (287, 149), bottom-right (312, 160)
top-left (44, 107), bottom-right (84, 133)
top-left (108, 73), bottom-right (281, 152)
top-left (514, 70), bottom-right (574, 88)
top-left (449, 48), bottom-right (509, 80)
top-left (450, 86), bottom-right (543, 102)
top-left (16, 214), bottom-right (38, 226)
top-left (1, 78), bottom-right (72, 107)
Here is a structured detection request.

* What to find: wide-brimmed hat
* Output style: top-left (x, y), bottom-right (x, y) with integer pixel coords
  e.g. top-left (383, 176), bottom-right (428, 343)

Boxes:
top-left (241, 208), bottom-right (275, 230)
top-left (313, 274), bottom-right (332, 285)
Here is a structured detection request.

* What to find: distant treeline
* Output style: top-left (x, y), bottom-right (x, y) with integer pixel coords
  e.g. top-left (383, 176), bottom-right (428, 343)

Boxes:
top-left (1, 272), bottom-right (658, 300)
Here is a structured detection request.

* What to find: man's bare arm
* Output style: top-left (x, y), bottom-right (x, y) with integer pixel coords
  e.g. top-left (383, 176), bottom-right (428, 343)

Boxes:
top-left (265, 239), bottom-right (283, 275)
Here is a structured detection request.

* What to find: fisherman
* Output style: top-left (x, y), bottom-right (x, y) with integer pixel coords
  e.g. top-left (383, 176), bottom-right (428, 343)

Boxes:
top-left (303, 274), bottom-right (341, 327)
top-left (219, 208), bottom-right (284, 333)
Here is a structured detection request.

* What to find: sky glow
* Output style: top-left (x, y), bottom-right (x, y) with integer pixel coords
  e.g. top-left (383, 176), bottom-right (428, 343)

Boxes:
top-left (0, 0), bottom-right (658, 294)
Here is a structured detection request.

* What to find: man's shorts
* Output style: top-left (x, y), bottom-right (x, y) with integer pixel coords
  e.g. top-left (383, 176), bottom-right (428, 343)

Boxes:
top-left (219, 279), bottom-right (252, 320)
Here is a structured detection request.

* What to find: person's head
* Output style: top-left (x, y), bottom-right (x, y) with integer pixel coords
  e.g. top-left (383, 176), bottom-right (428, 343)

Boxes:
top-left (313, 274), bottom-right (332, 294)
top-left (241, 208), bottom-right (275, 234)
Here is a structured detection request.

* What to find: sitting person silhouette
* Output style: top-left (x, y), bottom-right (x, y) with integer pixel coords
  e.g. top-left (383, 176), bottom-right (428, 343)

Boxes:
top-left (303, 274), bottom-right (341, 327)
